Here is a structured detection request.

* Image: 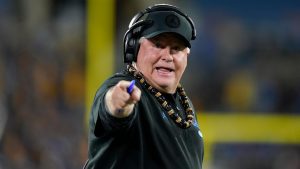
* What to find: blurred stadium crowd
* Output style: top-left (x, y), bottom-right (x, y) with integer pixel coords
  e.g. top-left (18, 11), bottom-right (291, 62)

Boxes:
top-left (0, 0), bottom-right (86, 168)
top-left (0, 0), bottom-right (299, 169)
top-left (185, 1), bottom-right (300, 113)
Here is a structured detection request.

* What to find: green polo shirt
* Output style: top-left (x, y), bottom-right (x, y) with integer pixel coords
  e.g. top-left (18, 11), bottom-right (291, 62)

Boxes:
top-left (86, 70), bottom-right (204, 169)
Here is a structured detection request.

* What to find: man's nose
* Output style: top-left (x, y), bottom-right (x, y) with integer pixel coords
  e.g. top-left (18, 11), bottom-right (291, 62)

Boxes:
top-left (161, 47), bottom-right (173, 62)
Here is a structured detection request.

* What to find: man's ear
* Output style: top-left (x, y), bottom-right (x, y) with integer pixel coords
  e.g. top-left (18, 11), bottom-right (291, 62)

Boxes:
top-left (186, 48), bottom-right (191, 56)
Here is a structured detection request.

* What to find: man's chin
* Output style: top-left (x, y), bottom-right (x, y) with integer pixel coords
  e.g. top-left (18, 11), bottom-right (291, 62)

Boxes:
top-left (154, 80), bottom-right (172, 87)
top-left (154, 81), bottom-right (177, 93)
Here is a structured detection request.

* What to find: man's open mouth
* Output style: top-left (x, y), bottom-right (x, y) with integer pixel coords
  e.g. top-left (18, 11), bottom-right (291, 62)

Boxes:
top-left (155, 67), bottom-right (174, 72)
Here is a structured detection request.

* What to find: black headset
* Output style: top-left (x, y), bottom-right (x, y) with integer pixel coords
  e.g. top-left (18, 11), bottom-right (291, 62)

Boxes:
top-left (123, 4), bottom-right (196, 63)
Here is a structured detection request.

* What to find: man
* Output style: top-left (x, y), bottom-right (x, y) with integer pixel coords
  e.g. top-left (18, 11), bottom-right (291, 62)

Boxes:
top-left (85, 4), bottom-right (204, 169)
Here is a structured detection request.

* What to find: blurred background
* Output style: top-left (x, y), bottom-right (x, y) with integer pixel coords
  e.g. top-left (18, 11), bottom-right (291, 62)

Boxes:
top-left (0, 0), bottom-right (300, 169)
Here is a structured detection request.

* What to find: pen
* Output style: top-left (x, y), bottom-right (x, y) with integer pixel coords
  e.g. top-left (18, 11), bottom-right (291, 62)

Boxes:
top-left (127, 80), bottom-right (135, 94)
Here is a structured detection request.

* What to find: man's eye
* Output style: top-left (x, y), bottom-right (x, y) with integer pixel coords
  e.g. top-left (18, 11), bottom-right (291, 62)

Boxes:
top-left (172, 46), bottom-right (184, 51)
top-left (173, 46), bottom-right (180, 51)
top-left (154, 41), bottom-right (162, 48)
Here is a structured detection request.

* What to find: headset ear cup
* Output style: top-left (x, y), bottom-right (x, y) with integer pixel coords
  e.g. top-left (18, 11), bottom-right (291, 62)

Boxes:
top-left (126, 38), bottom-right (135, 63)
top-left (124, 31), bottom-right (137, 63)
top-left (124, 24), bottom-right (143, 63)
top-left (123, 31), bottom-right (131, 63)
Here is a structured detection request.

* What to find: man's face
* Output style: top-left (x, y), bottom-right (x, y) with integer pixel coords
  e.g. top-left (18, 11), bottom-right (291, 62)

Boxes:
top-left (135, 33), bottom-right (190, 94)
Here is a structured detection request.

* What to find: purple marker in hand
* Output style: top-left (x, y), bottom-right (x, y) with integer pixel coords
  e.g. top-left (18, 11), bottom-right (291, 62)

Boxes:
top-left (127, 80), bottom-right (135, 94)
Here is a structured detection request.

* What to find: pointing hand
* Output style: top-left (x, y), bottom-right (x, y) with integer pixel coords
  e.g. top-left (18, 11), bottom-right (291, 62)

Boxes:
top-left (105, 80), bottom-right (141, 118)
